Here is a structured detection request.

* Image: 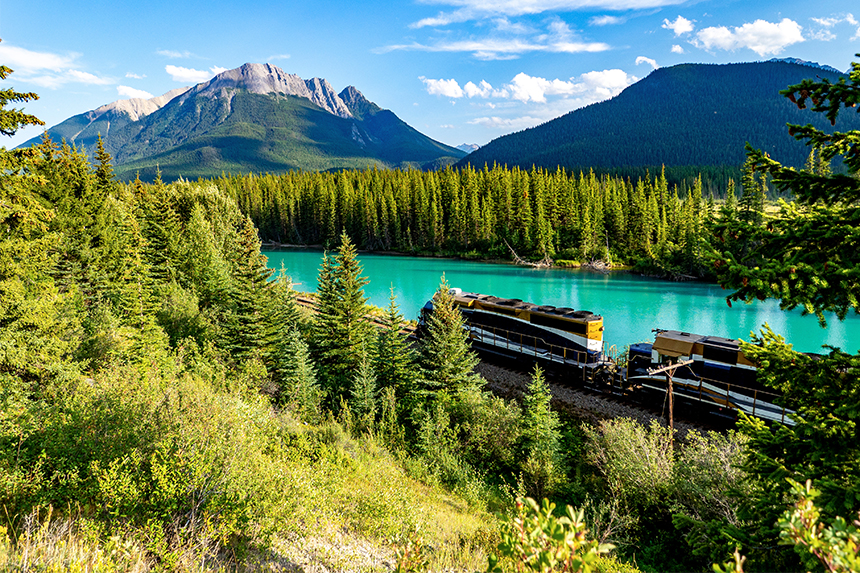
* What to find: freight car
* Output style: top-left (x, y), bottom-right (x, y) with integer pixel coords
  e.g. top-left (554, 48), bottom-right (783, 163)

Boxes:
top-left (419, 289), bottom-right (793, 425)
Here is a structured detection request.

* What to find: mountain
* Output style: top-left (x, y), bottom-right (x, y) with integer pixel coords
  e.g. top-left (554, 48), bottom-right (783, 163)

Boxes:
top-left (456, 143), bottom-right (480, 154)
top-left (21, 63), bottom-right (465, 180)
top-left (459, 60), bottom-right (860, 175)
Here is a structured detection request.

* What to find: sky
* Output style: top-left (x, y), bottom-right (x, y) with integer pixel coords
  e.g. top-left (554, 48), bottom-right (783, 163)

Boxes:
top-left (1, 0), bottom-right (858, 150)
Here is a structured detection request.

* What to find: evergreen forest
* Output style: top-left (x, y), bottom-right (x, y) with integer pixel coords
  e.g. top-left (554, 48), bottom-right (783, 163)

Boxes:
top-left (1, 56), bottom-right (859, 573)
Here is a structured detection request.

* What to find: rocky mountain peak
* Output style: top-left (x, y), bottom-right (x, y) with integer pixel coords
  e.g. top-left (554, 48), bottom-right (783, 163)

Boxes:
top-left (184, 63), bottom-right (353, 118)
top-left (89, 86), bottom-right (191, 122)
top-left (338, 86), bottom-right (380, 120)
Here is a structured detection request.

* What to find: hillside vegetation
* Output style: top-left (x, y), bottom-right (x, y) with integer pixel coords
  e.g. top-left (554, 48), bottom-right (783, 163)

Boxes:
top-left (2, 57), bottom-right (859, 573)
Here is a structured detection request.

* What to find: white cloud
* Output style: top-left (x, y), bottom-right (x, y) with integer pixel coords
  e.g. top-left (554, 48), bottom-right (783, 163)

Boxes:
top-left (810, 13), bottom-right (860, 41)
top-left (578, 69), bottom-right (636, 99)
top-left (117, 85), bottom-right (154, 99)
top-left (0, 44), bottom-right (77, 72)
top-left (409, 0), bottom-right (690, 28)
top-left (468, 115), bottom-right (545, 129)
top-left (125, 72), bottom-right (146, 79)
top-left (671, 44), bottom-right (684, 53)
top-left (423, 68), bottom-right (635, 105)
top-left (66, 69), bottom-right (112, 85)
top-left (492, 17), bottom-right (533, 34)
top-left (508, 69), bottom-right (635, 103)
top-left (267, 54), bottom-right (291, 61)
top-left (635, 56), bottom-right (659, 69)
top-left (662, 15), bottom-right (694, 36)
top-left (157, 49), bottom-right (193, 58)
top-left (165, 65), bottom-right (224, 83)
top-left (381, 17), bottom-right (610, 59)
top-left (440, 124), bottom-right (456, 128)
top-left (590, 15), bottom-right (624, 26)
top-left (382, 37), bottom-right (609, 59)
top-left (0, 44), bottom-right (116, 89)
top-left (420, 76), bottom-right (465, 97)
top-left (694, 18), bottom-right (804, 56)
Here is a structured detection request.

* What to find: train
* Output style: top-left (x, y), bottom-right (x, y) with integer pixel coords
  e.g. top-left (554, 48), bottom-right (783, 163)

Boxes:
top-left (419, 288), bottom-right (793, 425)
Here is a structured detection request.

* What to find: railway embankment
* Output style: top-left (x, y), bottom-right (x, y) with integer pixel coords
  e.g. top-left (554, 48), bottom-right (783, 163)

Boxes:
top-left (476, 362), bottom-right (707, 439)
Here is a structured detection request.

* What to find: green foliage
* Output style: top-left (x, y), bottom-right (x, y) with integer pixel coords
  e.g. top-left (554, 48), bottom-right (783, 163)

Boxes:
top-left (520, 366), bottom-right (564, 500)
top-left (417, 276), bottom-right (482, 396)
top-left (728, 326), bottom-right (860, 567)
top-left (711, 54), bottom-right (860, 324)
top-left (779, 480), bottom-right (860, 573)
top-left (584, 418), bottom-right (674, 510)
top-left (311, 231), bottom-right (373, 407)
top-left (487, 497), bottom-right (613, 573)
top-left (0, 60), bottom-right (44, 136)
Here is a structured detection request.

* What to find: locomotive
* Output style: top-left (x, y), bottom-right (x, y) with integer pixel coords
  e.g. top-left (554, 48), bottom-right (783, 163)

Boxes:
top-left (420, 288), bottom-right (793, 425)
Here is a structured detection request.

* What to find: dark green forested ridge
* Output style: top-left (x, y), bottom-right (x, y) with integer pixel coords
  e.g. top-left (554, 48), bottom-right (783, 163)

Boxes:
top-left (460, 60), bottom-right (860, 183)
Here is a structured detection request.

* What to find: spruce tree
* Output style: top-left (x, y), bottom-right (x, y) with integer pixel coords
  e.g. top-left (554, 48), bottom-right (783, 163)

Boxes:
top-left (708, 54), bottom-right (860, 570)
top-left (280, 327), bottom-right (322, 423)
top-left (520, 365), bottom-right (563, 499)
top-left (350, 350), bottom-right (378, 434)
top-left (312, 231), bottom-right (372, 408)
top-left (224, 214), bottom-right (273, 362)
top-left (374, 287), bottom-right (417, 405)
top-left (417, 276), bottom-right (481, 397)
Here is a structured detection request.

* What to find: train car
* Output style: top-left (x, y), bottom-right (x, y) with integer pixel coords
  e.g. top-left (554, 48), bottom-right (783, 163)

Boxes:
top-left (420, 288), bottom-right (606, 370)
top-left (419, 289), bottom-right (794, 425)
top-left (626, 329), bottom-right (793, 424)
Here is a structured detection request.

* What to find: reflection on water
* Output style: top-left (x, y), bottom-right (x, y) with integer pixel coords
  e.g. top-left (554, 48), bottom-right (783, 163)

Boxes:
top-left (263, 249), bottom-right (859, 354)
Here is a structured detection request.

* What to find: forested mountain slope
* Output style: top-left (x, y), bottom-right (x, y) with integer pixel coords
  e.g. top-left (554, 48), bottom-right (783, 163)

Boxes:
top-left (460, 60), bottom-right (860, 173)
top-left (19, 63), bottom-right (465, 180)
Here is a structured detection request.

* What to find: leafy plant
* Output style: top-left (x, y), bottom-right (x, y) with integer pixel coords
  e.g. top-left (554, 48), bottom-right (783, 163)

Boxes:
top-left (487, 497), bottom-right (613, 573)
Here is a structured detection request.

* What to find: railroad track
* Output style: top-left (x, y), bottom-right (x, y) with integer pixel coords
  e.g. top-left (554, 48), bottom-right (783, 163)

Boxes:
top-left (295, 294), bottom-right (417, 337)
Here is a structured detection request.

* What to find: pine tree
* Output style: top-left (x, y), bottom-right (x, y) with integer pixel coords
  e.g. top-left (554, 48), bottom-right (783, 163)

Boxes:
top-left (312, 231), bottom-right (372, 407)
top-left (708, 54), bottom-right (860, 570)
top-left (350, 350), bottom-right (378, 434)
top-left (0, 56), bottom-right (44, 136)
top-left (520, 365), bottom-right (563, 499)
top-left (280, 327), bottom-right (322, 423)
top-left (417, 276), bottom-right (481, 397)
top-left (374, 287), bottom-right (417, 405)
top-left (224, 214), bottom-right (273, 362)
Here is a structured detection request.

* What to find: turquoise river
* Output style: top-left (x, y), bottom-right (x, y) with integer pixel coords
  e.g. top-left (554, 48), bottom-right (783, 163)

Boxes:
top-left (264, 249), bottom-right (860, 355)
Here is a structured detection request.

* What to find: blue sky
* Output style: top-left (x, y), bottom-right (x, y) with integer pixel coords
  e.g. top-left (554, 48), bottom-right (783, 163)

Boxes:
top-left (1, 0), bottom-right (858, 149)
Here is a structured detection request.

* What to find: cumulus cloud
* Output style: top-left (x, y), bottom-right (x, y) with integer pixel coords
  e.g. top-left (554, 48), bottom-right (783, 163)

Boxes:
top-left (117, 85), bottom-right (154, 99)
top-left (671, 44), bottom-right (685, 53)
top-left (464, 80), bottom-right (510, 98)
top-left (635, 56), bottom-right (659, 69)
top-left (662, 15), bottom-right (694, 36)
top-left (408, 0), bottom-right (690, 28)
top-left (157, 49), bottom-right (194, 58)
top-left (125, 72), bottom-right (146, 79)
top-left (419, 76), bottom-right (465, 98)
top-left (694, 18), bottom-right (804, 56)
top-left (422, 68), bottom-right (635, 105)
top-left (165, 65), bottom-right (225, 83)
